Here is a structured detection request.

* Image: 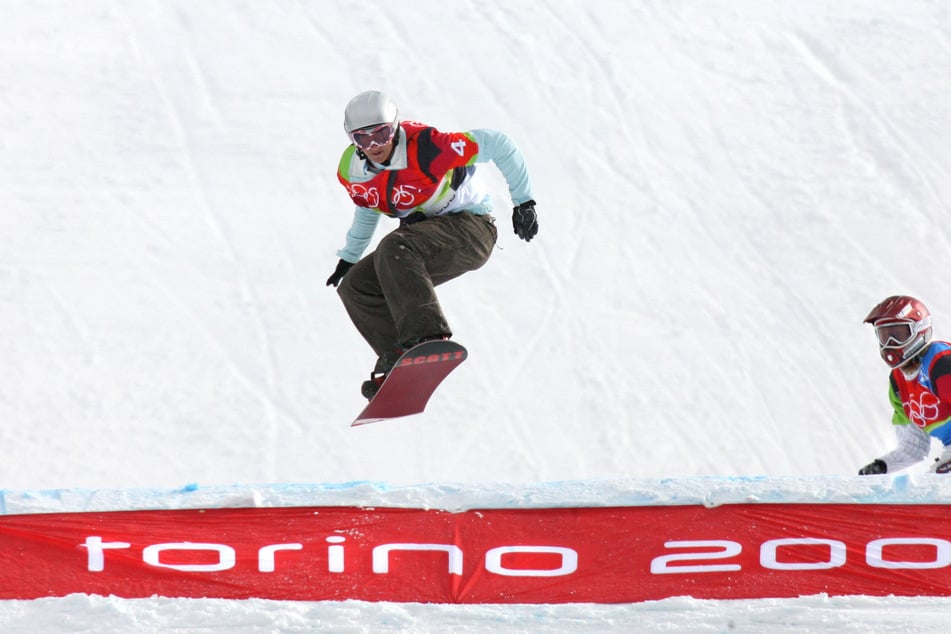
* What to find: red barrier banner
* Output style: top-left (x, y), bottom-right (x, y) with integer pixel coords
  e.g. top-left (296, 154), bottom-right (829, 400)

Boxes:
top-left (1, 504), bottom-right (951, 602)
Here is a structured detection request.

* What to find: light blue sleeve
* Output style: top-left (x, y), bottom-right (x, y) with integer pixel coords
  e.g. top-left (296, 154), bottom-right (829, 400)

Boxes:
top-left (336, 206), bottom-right (381, 263)
top-left (469, 129), bottom-right (534, 205)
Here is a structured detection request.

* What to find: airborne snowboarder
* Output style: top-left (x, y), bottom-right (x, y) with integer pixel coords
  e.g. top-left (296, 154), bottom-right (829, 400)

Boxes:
top-left (326, 90), bottom-right (538, 403)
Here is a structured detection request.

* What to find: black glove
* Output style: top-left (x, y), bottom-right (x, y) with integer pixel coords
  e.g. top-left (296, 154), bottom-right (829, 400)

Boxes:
top-left (858, 459), bottom-right (887, 475)
top-left (326, 259), bottom-right (354, 287)
top-left (512, 199), bottom-right (538, 242)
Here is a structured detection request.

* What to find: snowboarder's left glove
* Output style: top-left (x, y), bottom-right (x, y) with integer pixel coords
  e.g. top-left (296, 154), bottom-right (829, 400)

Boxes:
top-left (512, 199), bottom-right (538, 242)
top-left (326, 259), bottom-right (354, 287)
top-left (858, 459), bottom-right (887, 475)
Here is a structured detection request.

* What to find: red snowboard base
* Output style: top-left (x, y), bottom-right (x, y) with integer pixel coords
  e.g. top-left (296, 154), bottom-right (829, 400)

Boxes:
top-left (352, 340), bottom-right (468, 426)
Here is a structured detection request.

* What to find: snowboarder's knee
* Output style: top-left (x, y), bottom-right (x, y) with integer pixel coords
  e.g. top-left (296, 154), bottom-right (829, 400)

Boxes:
top-left (374, 233), bottom-right (414, 264)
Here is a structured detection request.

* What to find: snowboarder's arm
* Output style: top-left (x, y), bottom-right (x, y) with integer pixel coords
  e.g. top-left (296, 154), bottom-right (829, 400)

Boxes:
top-left (469, 129), bottom-right (534, 205)
top-left (878, 420), bottom-right (932, 473)
top-left (862, 379), bottom-right (933, 474)
top-left (337, 206), bottom-right (381, 263)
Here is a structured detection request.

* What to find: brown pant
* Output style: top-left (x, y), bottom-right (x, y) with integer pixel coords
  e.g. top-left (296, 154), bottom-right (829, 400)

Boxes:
top-left (337, 212), bottom-right (497, 371)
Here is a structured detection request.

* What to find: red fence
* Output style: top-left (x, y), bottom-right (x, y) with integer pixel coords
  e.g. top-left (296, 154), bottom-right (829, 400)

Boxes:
top-left (1, 504), bottom-right (950, 602)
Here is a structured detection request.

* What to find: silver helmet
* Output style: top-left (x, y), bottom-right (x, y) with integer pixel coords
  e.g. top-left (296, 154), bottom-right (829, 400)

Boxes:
top-left (343, 91), bottom-right (399, 136)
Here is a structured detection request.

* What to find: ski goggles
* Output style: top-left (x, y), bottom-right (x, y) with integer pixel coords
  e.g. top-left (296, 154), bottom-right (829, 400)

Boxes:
top-left (874, 320), bottom-right (919, 348)
top-left (350, 122), bottom-right (397, 151)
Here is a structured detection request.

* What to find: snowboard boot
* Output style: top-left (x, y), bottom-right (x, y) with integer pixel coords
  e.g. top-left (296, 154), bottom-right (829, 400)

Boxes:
top-left (360, 349), bottom-right (403, 401)
top-left (361, 372), bottom-right (386, 400)
top-left (359, 336), bottom-right (451, 401)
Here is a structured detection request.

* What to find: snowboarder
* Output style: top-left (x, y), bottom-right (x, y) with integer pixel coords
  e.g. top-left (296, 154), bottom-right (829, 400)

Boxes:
top-left (326, 90), bottom-right (537, 399)
top-left (858, 295), bottom-right (951, 475)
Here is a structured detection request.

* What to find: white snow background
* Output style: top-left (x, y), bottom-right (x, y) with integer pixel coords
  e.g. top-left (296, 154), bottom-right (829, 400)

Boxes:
top-left (1, 0), bottom-right (951, 631)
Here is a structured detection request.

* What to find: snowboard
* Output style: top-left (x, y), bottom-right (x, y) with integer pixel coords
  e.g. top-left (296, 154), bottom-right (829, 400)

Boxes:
top-left (352, 339), bottom-right (468, 426)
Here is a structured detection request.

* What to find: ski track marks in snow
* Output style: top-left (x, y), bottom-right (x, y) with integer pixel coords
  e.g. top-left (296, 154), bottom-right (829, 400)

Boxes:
top-left (4, 0), bottom-right (951, 630)
top-left (116, 2), bottom-right (308, 459)
top-left (787, 28), bottom-right (951, 242)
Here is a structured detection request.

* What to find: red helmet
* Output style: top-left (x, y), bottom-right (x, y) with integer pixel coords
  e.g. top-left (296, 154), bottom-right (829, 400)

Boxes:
top-left (864, 295), bottom-right (933, 369)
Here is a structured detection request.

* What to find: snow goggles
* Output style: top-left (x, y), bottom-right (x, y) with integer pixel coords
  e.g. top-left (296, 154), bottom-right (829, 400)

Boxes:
top-left (874, 320), bottom-right (918, 348)
top-left (351, 122), bottom-right (396, 150)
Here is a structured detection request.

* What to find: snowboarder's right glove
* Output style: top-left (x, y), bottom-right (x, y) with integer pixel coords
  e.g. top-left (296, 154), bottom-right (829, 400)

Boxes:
top-left (858, 459), bottom-right (887, 475)
top-left (326, 259), bottom-right (354, 287)
top-left (512, 199), bottom-right (538, 242)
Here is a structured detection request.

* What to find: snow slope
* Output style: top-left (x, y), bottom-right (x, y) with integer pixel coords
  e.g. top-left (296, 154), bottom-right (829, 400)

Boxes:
top-left (2, 0), bottom-right (951, 630)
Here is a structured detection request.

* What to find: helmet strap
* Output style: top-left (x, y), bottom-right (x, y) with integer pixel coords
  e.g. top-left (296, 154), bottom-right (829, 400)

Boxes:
top-left (895, 336), bottom-right (929, 369)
